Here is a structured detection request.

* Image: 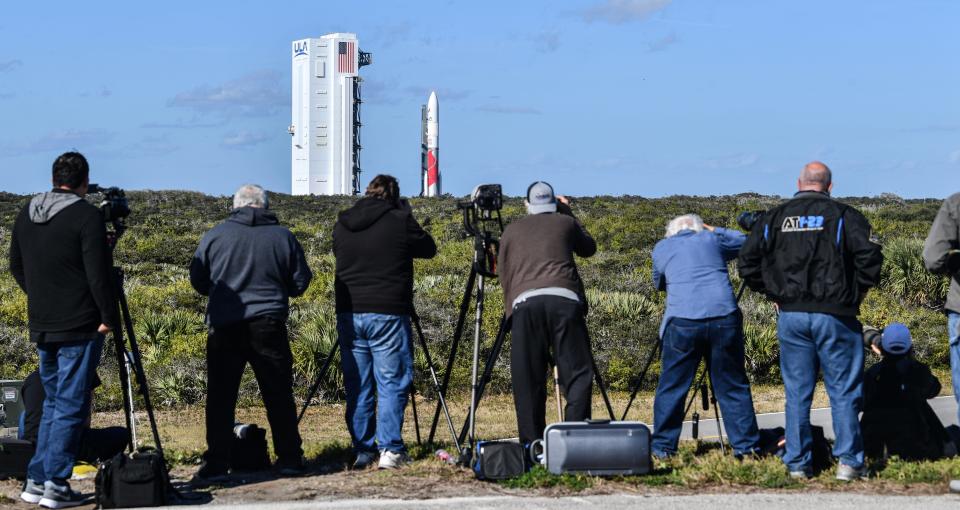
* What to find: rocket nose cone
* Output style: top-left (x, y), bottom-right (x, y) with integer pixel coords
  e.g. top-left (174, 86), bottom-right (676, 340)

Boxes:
top-left (428, 91), bottom-right (438, 108)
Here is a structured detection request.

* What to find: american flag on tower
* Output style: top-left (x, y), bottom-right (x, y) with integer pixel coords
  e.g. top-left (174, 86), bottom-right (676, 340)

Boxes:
top-left (338, 41), bottom-right (355, 73)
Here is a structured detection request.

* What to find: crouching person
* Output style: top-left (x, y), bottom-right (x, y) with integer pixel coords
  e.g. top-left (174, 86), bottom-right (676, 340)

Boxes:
top-left (861, 323), bottom-right (953, 461)
top-left (333, 175), bottom-right (436, 469)
top-left (650, 214), bottom-right (761, 458)
top-left (190, 184), bottom-right (313, 479)
top-left (498, 182), bottom-right (597, 445)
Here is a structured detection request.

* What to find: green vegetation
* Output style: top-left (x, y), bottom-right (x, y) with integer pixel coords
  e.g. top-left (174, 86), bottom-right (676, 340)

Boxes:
top-left (0, 191), bottom-right (952, 410)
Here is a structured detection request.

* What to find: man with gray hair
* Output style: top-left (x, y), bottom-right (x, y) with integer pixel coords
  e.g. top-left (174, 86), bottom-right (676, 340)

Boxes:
top-left (739, 162), bottom-right (883, 481)
top-left (650, 214), bottom-right (760, 458)
top-left (190, 184), bottom-right (313, 479)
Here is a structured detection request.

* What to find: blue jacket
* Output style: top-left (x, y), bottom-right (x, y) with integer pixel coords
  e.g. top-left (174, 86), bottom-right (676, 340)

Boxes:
top-left (652, 227), bottom-right (744, 337)
top-left (190, 207), bottom-right (313, 328)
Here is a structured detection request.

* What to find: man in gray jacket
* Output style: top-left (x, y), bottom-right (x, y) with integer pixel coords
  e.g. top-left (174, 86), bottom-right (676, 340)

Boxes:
top-left (923, 192), bottom-right (960, 423)
top-left (190, 184), bottom-right (312, 479)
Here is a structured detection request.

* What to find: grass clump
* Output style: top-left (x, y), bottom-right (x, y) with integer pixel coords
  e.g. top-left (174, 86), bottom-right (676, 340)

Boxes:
top-left (500, 465), bottom-right (594, 491)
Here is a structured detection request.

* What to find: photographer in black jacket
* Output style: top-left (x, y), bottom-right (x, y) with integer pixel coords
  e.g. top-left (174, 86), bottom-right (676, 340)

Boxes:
top-left (10, 151), bottom-right (118, 507)
top-left (738, 162), bottom-right (883, 481)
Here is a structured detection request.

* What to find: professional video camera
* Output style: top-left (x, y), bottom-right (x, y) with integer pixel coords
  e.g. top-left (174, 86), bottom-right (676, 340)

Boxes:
top-left (737, 210), bottom-right (766, 232)
top-left (88, 184), bottom-right (131, 244)
top-left (457, 184), bottom-right (504, 277)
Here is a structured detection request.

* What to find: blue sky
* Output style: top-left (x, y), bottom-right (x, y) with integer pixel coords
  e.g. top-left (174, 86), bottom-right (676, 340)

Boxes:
top-left (0, 1), bottom-right (957, 198)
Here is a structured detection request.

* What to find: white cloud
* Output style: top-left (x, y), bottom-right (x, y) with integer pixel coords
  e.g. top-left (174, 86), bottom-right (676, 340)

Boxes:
top-left (704, 153), bottom-right (760, 169)
top-left (0, 129), bottom-right (114, 157)
top-left (476, 104), bottom-right (542, 115)
top-left (169, 70), bottom-right (286, 118)
top-left (221, 131), bottom-right (270, 148)
top-left (582, 0), bottom-right (672, 24)
top-left (0, 59), bottom-right (23, 73)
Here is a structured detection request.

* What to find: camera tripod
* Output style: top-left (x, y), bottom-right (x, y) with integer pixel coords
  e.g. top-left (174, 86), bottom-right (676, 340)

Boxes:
top-left (296, 307), bottom-right (463, 457)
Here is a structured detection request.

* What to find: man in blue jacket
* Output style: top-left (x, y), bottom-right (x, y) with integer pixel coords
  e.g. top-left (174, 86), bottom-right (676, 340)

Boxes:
top-left (651, 214), bottom-right (760, 459)
top-left (190, 184), bottom-right (313, 479)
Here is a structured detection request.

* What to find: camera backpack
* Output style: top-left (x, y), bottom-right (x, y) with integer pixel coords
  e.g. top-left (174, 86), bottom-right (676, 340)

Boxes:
top-left (95, 449), bottom-right (169, 508)
top-left (473, 440), bottom-right (529, 480)
top-left (229, 423), bottom-right (271, 472)
top-left (535, 420), bottom-right (652, 476)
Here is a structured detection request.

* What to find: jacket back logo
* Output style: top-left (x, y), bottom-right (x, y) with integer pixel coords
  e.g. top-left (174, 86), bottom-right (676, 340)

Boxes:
top-left (781, 215), bottom-right (824, 232)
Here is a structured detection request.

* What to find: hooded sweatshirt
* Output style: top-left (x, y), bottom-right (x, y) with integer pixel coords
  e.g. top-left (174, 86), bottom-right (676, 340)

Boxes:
top-left (333, 197), bottom-right (437, 315)
top-left (9, 189), bottom-right (118, 341)
top-left (190, 207), bottom-right (313, 328)
top-left (923, 192), bottom-right (960, 314)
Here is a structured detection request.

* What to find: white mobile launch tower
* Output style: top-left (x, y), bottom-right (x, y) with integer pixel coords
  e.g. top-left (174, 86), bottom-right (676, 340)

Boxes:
top-left (290, 33), bottom-right (371, 195)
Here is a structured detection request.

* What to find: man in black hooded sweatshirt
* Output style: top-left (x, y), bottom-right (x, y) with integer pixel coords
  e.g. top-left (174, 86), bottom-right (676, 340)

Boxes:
top-left (333, 175), bottom-right (436, 469)
top-left (190, 184), bottom-right (312, 479)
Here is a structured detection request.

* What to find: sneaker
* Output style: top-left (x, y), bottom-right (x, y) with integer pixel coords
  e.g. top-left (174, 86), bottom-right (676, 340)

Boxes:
top-left (378, 449), bottom-right (410, 469)
top-left (353, 450), bottom-right (378, 470)
top-left (195, 460), bottom-right (230, 481)
top-left (836, 463), bottom-right (868, 481)
top-left (276, 457), bottom-right (305, 477)
top-left (788, 469), bottom-right (812, 480)
top-left (20, 479), bottom-right (44, 504)
top-left (38, 481), bottom-right (86, 509)
top-left (71, 462), bottom-right (98, 480)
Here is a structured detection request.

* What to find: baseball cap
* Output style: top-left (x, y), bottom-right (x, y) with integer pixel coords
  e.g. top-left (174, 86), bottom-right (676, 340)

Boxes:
top-left (526, 181), bottom-right (557, 214)
top-left (881, 323), bottom-right (912, 355)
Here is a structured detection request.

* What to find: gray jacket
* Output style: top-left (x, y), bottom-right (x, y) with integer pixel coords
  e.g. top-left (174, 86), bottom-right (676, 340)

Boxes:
top-left (923, 192), bottom-right (960, 314)
top-left (190, 207), bottom-right (312, 328)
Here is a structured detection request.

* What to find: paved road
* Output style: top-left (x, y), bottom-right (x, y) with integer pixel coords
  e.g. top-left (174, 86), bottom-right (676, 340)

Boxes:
top-left (155, 493), bottom-right (960, 510)
top-left (680, 395), bottom-right (958, 440)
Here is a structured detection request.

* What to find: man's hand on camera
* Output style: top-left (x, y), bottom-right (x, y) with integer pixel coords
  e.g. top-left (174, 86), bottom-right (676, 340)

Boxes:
top-left (557, 195), bottom-right (570, 206)
top-left (98, 323), bottom-right (112, 335)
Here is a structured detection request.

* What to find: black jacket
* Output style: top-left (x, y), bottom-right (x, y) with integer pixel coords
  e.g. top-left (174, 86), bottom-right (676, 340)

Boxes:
top-left (333, 198), bottom-right (436, 315)
top-left (9, 189), bottom-right (118, 341)
top-left (861, 356), bottom-right (948, 461)
top-left (738, 191), bottom-right (883, 316)
top-left (190, 207), bottom-right (313, 328)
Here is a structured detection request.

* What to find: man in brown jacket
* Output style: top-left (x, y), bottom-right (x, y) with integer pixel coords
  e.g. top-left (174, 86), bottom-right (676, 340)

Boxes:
top-left (498, 181), bottom-right (597, 444)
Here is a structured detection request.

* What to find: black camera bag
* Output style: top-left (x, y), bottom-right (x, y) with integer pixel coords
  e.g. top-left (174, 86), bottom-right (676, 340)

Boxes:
top-left (96, 450), bottom-right (168, 508)
top-left (229, 424), bottom-right (271, 471)
top-left (473, 440), bottom-right (529, 480)
top-left (0, 438), bottom-right (34, 480)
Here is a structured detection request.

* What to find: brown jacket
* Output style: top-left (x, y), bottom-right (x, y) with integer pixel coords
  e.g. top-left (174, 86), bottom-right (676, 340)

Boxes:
top-left (497, 204), bottom-right (596, 317)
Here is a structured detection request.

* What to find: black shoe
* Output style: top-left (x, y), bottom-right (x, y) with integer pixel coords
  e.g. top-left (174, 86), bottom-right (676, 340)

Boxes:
top-left (195, 460), bottom-right (230, 481)
top-left (276, 457), bottom-right (305, 477)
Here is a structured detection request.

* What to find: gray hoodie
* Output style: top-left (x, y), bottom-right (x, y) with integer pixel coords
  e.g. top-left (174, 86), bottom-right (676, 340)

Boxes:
top-left (29, 191), bottom-right (83, 223)
top-left (923, 192), bottom-right (960, 314)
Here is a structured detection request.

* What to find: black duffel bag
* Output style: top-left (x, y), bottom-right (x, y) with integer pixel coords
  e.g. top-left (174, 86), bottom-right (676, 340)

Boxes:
top-left (229, 423), bottom-right (271, 472)
top-left (473, 440), bottom-right (530, 480)
top-left (96, 449), bottom-right (169, 508)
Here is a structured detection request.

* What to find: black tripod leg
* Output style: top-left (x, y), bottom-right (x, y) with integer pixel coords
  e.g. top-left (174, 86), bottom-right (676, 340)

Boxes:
top-left (412, 312), bottom-right (462, 455)
top-left (112, 329), bottom-right (135, 452)
top-left (297, 340), bottom-right (341, 426)
top-left (589, 351), bottom-right (616, 421)
top-left (704, 359), bottom-right (726, 454)
top-left (427, 268), bottom-right (476, 444)
top-left (115, 271), bottom-right (166, 458)
top-left (621, 339), bottom-right (662, 421)
top-left (410, 382), bottom-right (421, 445)
top-left (457, 316), bottom-right (509, 445)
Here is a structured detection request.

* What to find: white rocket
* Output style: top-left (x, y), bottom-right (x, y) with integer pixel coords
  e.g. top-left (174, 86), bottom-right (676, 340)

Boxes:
top-left (423, 91), bottom-right (440, 196)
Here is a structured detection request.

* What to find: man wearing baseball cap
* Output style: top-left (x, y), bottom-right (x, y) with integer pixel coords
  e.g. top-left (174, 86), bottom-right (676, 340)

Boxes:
top-left (860, 323), bottom-right (953, 460)
top-left (498, 181), bottom-right (597, 444)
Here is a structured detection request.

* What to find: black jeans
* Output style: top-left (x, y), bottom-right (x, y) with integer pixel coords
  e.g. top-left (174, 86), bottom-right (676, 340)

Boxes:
top-left (205, 316), bottom-right (303, 465)
top-left (510, 295), bottom-right (594, 444)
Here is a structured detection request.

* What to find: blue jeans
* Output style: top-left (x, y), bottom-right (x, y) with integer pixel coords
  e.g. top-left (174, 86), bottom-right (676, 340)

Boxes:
top-left (27, 336), bottom-right (104, 485)
top-left (949, 312), bottom-right (960, 424)
top-left (778, 312), bottom-right (863, 472)
top-left (337, 313), bottom-right (413, 454)
top-left (652, 312), bottom-right (761, 457)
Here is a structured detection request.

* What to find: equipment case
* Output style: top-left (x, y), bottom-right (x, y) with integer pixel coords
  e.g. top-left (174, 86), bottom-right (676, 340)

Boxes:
top-left (540, 420), bottom-right (651, 476)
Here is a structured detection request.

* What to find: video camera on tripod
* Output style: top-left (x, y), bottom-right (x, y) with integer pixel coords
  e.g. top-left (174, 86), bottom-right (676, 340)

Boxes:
top-left (88, 184), bottom-right (131, 245)
top-left (457, 184), bottom-right (504, 277)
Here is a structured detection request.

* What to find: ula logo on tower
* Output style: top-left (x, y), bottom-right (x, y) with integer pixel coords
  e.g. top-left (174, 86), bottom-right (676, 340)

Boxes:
top-left (293, 41), bottom-right (308, 57)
